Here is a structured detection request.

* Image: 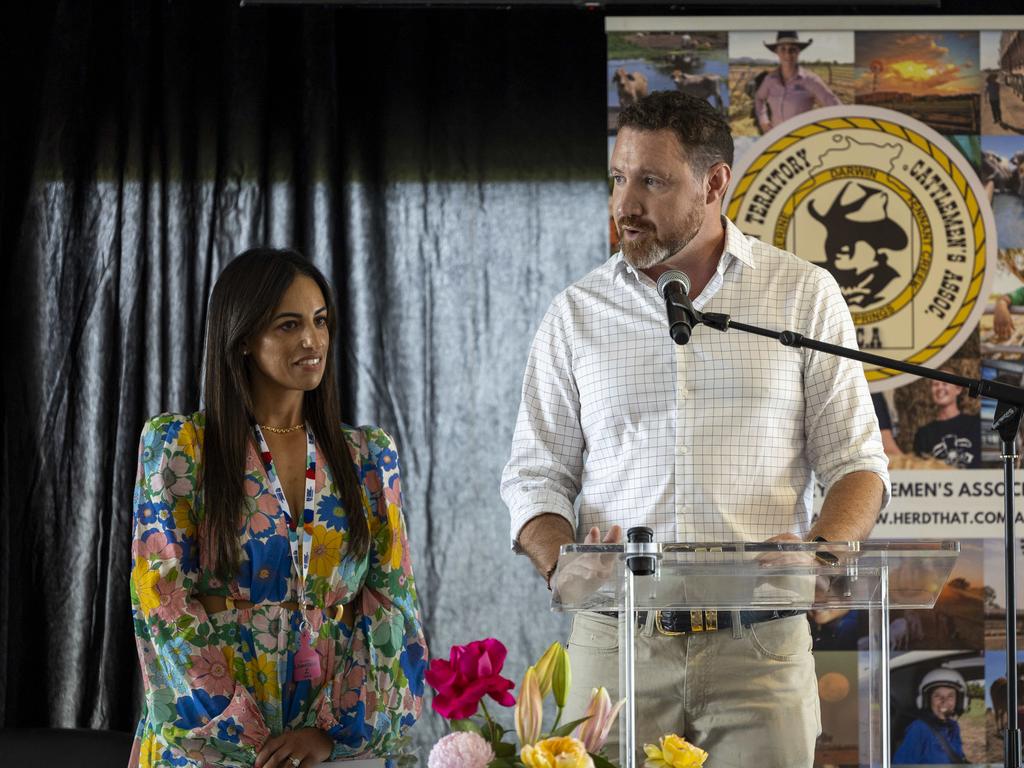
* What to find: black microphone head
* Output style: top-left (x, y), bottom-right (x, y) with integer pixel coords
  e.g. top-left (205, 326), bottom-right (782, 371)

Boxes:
top-left (656, 269), bottom-right (691, 299)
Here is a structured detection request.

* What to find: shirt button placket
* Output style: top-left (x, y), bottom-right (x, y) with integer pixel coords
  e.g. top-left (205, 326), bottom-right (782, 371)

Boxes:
top-left (676, 344), bottom-right (691, 541)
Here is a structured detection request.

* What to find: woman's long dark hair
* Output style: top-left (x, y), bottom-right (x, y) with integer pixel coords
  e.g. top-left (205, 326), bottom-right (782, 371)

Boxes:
top-left (202, 247), bottom-right (369, 578)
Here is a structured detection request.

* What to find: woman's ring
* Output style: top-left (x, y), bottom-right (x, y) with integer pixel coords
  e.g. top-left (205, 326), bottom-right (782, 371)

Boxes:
top-left (288, 758), bottom-right (301, 767)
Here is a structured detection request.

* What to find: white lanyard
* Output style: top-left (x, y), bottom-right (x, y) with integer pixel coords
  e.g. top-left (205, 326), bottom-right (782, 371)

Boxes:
top-left (252, 423), bottom-right (316, 612)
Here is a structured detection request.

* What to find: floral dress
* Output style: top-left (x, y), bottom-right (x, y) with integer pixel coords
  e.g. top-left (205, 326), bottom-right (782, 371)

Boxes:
top-left (129, 412), bottom-right (427, 767)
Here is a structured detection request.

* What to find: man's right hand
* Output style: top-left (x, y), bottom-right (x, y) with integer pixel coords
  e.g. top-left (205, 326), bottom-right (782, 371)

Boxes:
top-left (550, 525), bottom-right (623, 605)
top-left (583, 524), bottom-right (623, 546)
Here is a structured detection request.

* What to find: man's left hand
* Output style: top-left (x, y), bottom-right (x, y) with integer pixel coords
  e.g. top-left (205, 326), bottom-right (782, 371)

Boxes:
top-left (255, 728), bottom-right (334, 768)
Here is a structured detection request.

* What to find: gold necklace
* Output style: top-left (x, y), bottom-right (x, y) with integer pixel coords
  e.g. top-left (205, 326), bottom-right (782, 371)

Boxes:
top-left (259, 423), bottom-right (305, 434)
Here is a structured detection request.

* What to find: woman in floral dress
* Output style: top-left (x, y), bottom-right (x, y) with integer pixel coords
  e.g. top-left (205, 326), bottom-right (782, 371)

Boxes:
top-left (129, 248), bottom-right (426, 768)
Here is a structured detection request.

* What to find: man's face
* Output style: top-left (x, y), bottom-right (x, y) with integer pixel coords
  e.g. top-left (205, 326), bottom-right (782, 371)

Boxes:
top-left (929, 685), bottom-right (957, 720)
top-left (931, 379), bottom-right (962, 409)
top-left (610, 128), bottom-right (707, 270)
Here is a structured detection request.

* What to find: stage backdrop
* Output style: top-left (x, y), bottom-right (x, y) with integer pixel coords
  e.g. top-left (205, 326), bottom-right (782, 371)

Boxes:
top-left (607, 14), bottom-right (1024, 764)
top-left (0, 0), bottom-right (609, 756)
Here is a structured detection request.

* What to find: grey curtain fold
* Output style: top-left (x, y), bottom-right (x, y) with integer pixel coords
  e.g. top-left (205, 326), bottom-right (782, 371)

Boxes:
top-left (0, 0), bottom-right (608, 752)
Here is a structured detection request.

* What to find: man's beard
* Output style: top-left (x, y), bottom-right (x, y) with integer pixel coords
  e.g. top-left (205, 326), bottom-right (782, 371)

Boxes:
top-left (619, 204), bottom-right (705, 270)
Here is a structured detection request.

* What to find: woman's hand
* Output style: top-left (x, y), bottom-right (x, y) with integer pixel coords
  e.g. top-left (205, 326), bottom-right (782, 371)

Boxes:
top-left (255, 727), bottom-right (334, 768)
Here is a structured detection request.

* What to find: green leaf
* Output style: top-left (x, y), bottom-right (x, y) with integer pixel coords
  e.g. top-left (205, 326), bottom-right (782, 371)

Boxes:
top-left (450, 718), bottom-right (484, 736)
top-left (548, 716), bottom-right (591, 738)
top-left (492, 741), bottom-right (517, 757)
top-left (590, 753), bottom-right (618, 768)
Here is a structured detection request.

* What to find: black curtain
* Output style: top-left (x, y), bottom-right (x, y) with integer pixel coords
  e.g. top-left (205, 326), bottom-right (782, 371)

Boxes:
top-left (0, 0), bottom-right (608, 749)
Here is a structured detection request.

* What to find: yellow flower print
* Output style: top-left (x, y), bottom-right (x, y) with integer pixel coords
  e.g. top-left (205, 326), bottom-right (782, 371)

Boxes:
top-left (386, 502), bottom-right (403, 569)
top-left (138, 731), bottom-right (159, 768)
top-left (132, 558), bottom-right (161, 617)
top-left (643, 734), bottom-right (708, 768)
top-left (309, 525), bottom-right (343, 578)
top-left (248, 653), bottom-right (280, 700)
top-left (172, 498), bottom-right (193, 536)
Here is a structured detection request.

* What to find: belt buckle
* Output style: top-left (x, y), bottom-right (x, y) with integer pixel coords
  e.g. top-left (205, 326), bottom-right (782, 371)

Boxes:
top-left (656, 610), bottom-right (718, 635)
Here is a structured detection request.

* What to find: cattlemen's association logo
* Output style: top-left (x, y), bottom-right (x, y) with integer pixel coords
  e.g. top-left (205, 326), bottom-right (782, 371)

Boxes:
top-left (725, 105), bottom-right (995, 391)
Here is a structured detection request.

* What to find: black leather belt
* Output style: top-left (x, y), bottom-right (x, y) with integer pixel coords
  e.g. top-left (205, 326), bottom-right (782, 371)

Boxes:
top-left (595, 609), bottom-right (804, 636)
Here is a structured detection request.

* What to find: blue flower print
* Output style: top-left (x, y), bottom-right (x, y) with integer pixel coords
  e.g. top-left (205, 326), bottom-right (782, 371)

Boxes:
top-left (239, 536), bottom-right (290, 603)
top-left (136, 499), bottom-right (172, 531)
top-left (161, 747), bottom-right (190, 767)
top-left (338, 701), bottom-right (372, 748)
top-left (319, 495), bottom-right (348, 532)
top-left (217, 717), bottom-right (244, 744)
top-left (376, 447), bottom-right (398, 473)
top-left (399, 642), bottom-right (426, 697)
top-left (174, 690), bottom-right (229, 729)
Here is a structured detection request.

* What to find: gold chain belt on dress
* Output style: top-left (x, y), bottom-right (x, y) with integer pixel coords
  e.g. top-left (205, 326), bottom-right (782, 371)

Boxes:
top-left (196, 595), bottom-right (345, 621)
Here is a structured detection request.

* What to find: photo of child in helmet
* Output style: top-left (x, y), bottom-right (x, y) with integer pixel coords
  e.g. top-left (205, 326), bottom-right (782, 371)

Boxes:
top-left (893, 667), bottom-right (971, 764)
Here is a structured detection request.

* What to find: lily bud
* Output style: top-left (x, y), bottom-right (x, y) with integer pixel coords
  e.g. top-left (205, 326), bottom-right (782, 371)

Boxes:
top-left (574, 687), bottom-right (626, 753)
top-left (533, 641), bottom-right (561, 698)
top-left (551, 643), bottom-right (572, 708)
top-left (515, 666), bottom-right (544, 746)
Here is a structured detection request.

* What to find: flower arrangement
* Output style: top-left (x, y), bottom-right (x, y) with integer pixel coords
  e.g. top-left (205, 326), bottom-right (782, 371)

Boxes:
top-left (424, 637), bottom-right (708, 768)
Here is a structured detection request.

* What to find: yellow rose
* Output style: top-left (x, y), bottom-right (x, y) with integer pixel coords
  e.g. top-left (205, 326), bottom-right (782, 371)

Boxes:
top-left (643, 734), bottom-right (708, 768)
top-left (132, 558), bottom-right (161, 617)
top-left (521, 736), bottom-right (594, 768)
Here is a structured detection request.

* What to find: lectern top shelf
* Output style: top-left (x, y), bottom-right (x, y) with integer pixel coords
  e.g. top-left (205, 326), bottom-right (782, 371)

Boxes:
top-left (550, 539), bottom-right (960, 613)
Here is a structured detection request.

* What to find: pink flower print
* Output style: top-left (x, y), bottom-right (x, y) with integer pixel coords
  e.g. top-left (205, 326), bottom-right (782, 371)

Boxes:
top-left (189, 647), bottom-right (234, 697)
top-left (179, 738), bottom-right (222, 765)
top-left (363, 468), bottom-right (382, 496)
top-left (150, 453), bottom-right (195, 503)
top-left (153, 579), bottom-right (187, 622)
top-left (250, 612), bottom-right (284, 652)
top-left (133, 531), bottom-right (182, 562)
top-left (383, 475), bottom-right (402, 508)
top-left (240, 478), bottom-right (275, 536)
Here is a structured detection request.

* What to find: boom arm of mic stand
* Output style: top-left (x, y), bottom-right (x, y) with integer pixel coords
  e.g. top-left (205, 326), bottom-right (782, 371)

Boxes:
top-left (701, 310), bottom-right (1024, 768)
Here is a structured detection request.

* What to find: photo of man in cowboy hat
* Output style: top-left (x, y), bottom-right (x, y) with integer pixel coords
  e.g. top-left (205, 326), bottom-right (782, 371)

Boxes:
top-left (754, 31), bottom-right (841, 132)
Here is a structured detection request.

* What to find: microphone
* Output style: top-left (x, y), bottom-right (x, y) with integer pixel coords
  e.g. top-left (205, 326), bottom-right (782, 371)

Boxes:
top-left (656, 270), bottom-right (700, 345)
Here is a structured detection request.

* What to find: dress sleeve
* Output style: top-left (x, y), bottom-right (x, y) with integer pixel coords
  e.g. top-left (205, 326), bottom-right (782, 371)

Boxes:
top-left (131, 414), bottom-right (269, 767)
top-left (310, 427), bottom-right (427, 760)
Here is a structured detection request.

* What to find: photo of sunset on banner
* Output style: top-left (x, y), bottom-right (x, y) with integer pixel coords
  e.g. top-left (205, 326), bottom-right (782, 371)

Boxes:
top-left (853, 31), bottom-right (982, 135)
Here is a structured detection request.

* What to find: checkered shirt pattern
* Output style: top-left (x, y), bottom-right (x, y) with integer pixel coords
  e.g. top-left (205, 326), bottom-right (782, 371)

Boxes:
top-left (502, 216), bottom-right (891, 548)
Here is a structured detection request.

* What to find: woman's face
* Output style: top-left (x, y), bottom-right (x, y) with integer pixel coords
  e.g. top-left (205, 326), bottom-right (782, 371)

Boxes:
top-left (245, 275), bottom-right (329, 397)
top-left (929, 686), bottom-right (957, 720)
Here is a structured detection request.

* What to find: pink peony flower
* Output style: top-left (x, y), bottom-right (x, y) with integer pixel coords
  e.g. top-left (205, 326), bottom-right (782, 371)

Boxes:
top-left (427, 731), bottom-right (495, 768)
top-left (425, 638), bottom-right (516, 720)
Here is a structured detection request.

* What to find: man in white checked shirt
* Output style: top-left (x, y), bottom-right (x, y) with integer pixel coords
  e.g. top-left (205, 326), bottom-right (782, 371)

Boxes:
top-left (500, 91), bottom-right (890, 766)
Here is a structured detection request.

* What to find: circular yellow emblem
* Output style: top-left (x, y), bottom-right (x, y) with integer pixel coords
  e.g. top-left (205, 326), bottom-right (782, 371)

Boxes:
top-left (725, 105), bottom-right (995, 391)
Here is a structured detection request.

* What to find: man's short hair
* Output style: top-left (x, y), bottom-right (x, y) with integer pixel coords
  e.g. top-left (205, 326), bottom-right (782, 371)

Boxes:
top-left (617, 90), bottom-right (734, 177)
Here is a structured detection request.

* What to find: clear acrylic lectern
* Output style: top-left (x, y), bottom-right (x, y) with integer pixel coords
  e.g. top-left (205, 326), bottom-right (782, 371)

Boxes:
top-left (550, 539), bottom-right (959, 768)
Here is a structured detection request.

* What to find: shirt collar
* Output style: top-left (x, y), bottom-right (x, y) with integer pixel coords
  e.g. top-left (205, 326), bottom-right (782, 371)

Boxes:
top-left (614, 215), bottom-right (756, 284)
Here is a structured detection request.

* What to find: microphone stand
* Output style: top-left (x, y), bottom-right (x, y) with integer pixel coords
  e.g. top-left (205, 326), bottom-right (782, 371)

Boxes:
top-left (695, 309), bottom-right (1024, 768)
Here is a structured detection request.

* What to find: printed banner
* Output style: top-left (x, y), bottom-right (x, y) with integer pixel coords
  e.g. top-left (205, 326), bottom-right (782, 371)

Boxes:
top-left (608, 18), bottom-right (1024, 765)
